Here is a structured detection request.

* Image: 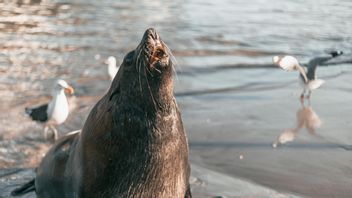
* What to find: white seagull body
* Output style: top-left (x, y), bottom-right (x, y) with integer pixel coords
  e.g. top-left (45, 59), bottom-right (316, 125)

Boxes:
top-left (25, 79), bottom-right (74, 140)
top-left (105, 56), bottom-right (119, 81)
top-left (47, 81), bottom-right (71, 125)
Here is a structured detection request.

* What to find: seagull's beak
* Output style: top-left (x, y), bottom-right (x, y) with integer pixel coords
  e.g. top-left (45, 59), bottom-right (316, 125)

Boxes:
top-left (64, 86), bottom-right (74, 95)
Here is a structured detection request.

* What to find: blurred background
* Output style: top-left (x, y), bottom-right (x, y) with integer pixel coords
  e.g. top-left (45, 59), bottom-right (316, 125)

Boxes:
top-left (0, 0), bottom-right (352, 197)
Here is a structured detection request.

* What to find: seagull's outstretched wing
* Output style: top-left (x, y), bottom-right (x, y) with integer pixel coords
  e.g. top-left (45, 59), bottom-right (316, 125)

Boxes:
top-left (273, 55), bottom-right (308, 83)
top-left (306, 51), bottom-right (344, 80)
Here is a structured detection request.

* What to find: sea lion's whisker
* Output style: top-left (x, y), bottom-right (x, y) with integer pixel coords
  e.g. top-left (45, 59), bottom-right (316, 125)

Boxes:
top-left (144, 66), bottom-right (158, 111)
top-left (154, 67), bottom-right (161, 73)
top-left (171, 61), bottom-right (178, 82)
top-left (135, 47), bottom-right (143, 72)
top-left (136, 48), bottom-right (144, 97)
top-left (138, 49), bottom-right (145, 96)
top-left (138, 59), bottom-right (143, 97)
top-left (146, 64), bottom-right (153, 77)
top-left (163, 42), bottom-right (174, 61)
top-left (163, 43), bottom-right (179, 81)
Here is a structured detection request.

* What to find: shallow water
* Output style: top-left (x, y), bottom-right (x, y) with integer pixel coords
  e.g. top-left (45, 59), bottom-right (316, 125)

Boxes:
top-left (1, 0), bottom-right (352, 197)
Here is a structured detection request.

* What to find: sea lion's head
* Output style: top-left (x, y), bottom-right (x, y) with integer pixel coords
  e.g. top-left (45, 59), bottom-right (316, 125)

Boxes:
top-left (109, 28), bottom-right (175, 111)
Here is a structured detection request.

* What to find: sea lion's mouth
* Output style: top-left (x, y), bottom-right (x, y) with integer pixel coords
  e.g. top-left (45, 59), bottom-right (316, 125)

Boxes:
top-left (138, 28), bottom-right (170, 73)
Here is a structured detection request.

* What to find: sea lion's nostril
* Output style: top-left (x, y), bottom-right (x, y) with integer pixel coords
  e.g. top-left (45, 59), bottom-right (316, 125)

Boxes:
top-left (155, 49), bottom-right (165, 59)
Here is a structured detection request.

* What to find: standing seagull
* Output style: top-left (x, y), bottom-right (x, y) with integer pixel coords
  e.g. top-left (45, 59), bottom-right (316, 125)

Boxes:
top-left (25, 79), bottom-right (74, 141)
top-left (273, 50), bottom-right (343, 99)
top-left (105, 56), bottom-right (119, 81)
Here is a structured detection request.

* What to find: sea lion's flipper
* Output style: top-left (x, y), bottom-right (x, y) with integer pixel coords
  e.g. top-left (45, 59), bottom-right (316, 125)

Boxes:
top-left (184, 184), bottom-right (192, 198)
top-left (11, 179), bottom-right (35, 196)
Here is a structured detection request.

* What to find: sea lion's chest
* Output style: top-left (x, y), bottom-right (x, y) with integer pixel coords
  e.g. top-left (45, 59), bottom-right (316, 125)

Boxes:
top-left (82, 107), bottom-right (188, 197)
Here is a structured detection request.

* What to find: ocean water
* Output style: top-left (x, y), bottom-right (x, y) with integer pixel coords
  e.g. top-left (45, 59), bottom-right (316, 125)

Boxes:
top-left (1, 0), bottom-right (351, 98)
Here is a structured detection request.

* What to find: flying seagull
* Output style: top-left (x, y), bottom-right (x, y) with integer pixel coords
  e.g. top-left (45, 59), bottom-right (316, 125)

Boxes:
top-left (105, 56), bottom-right (119, 81)
top-left (273, 50), bottom-right (343, 99)
top-left (25, 79), bottom-right (74, 141)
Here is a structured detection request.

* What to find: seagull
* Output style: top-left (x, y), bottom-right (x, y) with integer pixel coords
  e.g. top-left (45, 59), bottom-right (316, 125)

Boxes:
top-left (105, 56), bottom-right (119, 81)
top-left (25, 79), bottom-right (74, 141)
top-left (273, 50), bottom-right (343, 99)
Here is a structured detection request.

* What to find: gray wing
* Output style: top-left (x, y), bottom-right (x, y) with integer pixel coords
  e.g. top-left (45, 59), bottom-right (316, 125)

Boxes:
top-left (306, 56), bottom-right (332, 80)
top-left (306, 51), bottom-right (344, 80)
top-left (25, 104), bottom-right (49, 122)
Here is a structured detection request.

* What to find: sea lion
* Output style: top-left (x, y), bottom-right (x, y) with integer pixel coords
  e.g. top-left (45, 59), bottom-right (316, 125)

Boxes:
top-left (12, 28), bottom-right (192, 198)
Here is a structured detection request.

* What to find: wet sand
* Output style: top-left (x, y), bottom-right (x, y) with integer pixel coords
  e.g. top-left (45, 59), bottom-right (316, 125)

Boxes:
top-left (181, 67), bottom-right (352, 198)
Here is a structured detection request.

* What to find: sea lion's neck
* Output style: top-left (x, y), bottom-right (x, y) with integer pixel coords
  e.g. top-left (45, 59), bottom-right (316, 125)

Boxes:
top-left (147, 79), bottom-right (174, 113)
top-left (109, 84), bottom-right (176, 139)
top-left (109, 73), bottom-right (174, 114)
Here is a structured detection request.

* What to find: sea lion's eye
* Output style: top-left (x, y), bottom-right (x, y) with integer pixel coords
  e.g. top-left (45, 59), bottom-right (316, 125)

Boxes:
top-left (125, 51), bottom-right (135, 64)
top-left (126, 57), bottom-right (132, 64)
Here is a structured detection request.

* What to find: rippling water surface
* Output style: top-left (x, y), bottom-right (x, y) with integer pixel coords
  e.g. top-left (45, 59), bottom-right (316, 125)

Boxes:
top-left (1, 0), bottom-right (352, 197)
top-left (1, 0), bottom-right (351, 93)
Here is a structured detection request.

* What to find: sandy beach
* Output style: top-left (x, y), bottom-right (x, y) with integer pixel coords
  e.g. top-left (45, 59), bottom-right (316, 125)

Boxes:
top-left (1, 0), bottom-right (352, 197)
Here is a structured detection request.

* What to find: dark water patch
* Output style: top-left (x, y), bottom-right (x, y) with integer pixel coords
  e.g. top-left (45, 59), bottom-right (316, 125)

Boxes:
top-left (0, 21), bottom-right (38, 32)
top-left (9, 30), bottom-right (98, 36)
top-left (1, 41), bottom-right (90, 53)
top-left (196, 35), bottom-right (251, 47)
top-left (190, 141), bottom-right (352, 150)
top-left (335, 87), bottom-right (352, 93)
top-left (0, 168), bottom-right (35, 198)
top-left (178, 63), bottom-right (277, 76)
top-left (176, 81), bottom-right (290, 97)
top-left (323, 54), bottom-right (352, 65)
top-left (0, 1), bottom-right (68, 16)
top-left (0, 168), bottom-right (26, 178)
top-left (322, 70), bottom-right (352, 80)
top-left (176, 57), bottom-right (352, 79)
top-left (173, 49), bottom-right (281, 57)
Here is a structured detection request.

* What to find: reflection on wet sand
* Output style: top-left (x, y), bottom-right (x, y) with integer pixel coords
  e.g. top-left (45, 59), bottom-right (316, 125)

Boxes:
top-left (273, 100), bottom-right (322, 148)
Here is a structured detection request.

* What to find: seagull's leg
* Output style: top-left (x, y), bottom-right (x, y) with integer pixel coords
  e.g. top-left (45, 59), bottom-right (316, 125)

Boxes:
top-left (300, 88), bottom-right (306, 102)
top-left (300, 94), bottom-right (304, 103)
top-left (49, 125), bottom-right (58, 141)
top-left (306, 90), bottom-right (312, 99)
top-left (44, 125), bottom-right (49, 140)
top-left (53, 127), bottom-right (58, 141)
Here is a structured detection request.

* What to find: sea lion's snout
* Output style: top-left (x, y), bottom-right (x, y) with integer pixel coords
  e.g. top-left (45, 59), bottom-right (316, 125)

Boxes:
top-left (142, 28), bottom-right (161, 50)
top-left (145, 28), bottom-right (159, 41)
top-left (141, 28), bottom-right (170, 72)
